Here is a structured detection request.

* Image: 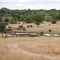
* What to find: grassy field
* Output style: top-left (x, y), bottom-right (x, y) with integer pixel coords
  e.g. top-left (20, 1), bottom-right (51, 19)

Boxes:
top-left (0, 36), bottom-right (60, 60)
top-left (8, 21), bottom-right (60, 33)
top-left (0, 22), bottom-right (60, 60)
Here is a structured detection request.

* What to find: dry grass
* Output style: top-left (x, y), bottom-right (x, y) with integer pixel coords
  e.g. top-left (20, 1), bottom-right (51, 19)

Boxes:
top-left (0, 21), bottom-right (60, 60)
top-left (0, 36), bottom-right (60, 60)
top-left (8, 21), bottom-right (60, 33)
top-left (18, 37), bottom-right (60, 55)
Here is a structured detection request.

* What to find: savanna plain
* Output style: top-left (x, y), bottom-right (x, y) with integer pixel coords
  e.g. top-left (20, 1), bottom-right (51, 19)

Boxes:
top-left (0, 22), bottom-right (60, 60)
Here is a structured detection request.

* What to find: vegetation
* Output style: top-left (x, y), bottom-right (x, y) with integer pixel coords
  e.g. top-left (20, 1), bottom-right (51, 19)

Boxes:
top-left (49, 29), bottom-right (52, 34)
top-left (51, 19), bottom-right (57, 24)
top-left (23, 15), bottom-right (33, 23)
top-left (0, 7), bottom-right (60, 35)
top-left (0, 7), bottom-right (60, 34)
top-left (4, 18), bottom-right (9, 22)
top-left (0, 17), bottom-right (2, 22)
top-left (10, 17), bottom-right (17, 24)
top-left (0, 8), bottom-right (60, 25)
top-left (32, 14), bottom-right (44, 26)
top-left (40, 32), bottom-right (44, 36)
top-left (0, 22), bottom-right (8, 37)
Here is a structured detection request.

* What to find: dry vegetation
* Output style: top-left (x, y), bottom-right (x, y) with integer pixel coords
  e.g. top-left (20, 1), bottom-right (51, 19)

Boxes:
top-left (0, 22), bottom-right (60, 60)
top-left (7, 21), bottom-right (60, 33)
top-left (0, 37), bottom-right (60, 60)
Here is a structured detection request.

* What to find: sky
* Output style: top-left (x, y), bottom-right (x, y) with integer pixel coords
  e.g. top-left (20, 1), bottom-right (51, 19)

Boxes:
top-left (0, 0), bottom-right (60, 10)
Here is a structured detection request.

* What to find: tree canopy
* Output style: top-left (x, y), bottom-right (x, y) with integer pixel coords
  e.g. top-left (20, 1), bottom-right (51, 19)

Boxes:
top-left (0, 8), bottom-right (60, 25)
top-left (0, 22), bottom-right (8, 37)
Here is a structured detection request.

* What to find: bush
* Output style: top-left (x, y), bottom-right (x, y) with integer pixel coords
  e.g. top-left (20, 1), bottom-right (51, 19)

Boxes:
top-left (27, 25), bottom-right (29, 28)
top-left (4, 18), bottom-right (9, 22)
top-left (51, 18), bottom-right (57, 24)
top-left (49, 29), bottom-right (52, 32)
top-left (51, 20), bottom-right (56, 24)
top-left (40, 32), bottom-right (44, 36)
top-left (0, 22), bottom-right (8, 37)
top-left (10, 20), bottom-right (17, 24)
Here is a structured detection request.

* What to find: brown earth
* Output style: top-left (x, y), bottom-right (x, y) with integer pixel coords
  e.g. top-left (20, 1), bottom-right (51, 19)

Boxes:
top-left (0, 36), bottom-right (60, 60)
top-left (7, 21), bottom-right (60, 33)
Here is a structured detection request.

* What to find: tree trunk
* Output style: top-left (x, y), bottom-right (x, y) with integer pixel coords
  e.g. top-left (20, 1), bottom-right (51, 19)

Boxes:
top-left (2, 32), bottom-right (4, 37)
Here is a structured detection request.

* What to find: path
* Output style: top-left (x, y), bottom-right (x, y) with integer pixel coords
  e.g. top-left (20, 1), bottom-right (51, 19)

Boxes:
top-left (7, 40), bottom-right (60, 60)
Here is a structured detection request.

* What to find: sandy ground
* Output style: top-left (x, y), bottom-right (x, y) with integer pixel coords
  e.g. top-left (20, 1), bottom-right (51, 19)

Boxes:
top-left (0, 36), bottom-right (60, 60)
top-left (8, 21), bottom-right (60, 33)
top-left (0, 21), bottom-right (60, 60)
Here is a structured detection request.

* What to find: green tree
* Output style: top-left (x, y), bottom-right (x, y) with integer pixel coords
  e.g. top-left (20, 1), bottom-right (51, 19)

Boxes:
top-left (55, 13), bottom-right (60, 20)
top-left (0, 22), bottom-right (8, 37)
top-left (20, 16), bottom-right (25, 21)
top-left (10, 17), bottom-right (17, 24)
top-left (0, 17), bottom-right (2, 22)
top-left (45, 16), bottom-right (52, 22)
top-left (4, 18), bottom-right (9, 22)
top-left (0, 7), bottom-right (9, 14)
top-left (33, 14), bottom-right (44, 27)
top-left (23, 15), bottom-right (33, 23)
top-left (50, 18), bottom-right (57, 24)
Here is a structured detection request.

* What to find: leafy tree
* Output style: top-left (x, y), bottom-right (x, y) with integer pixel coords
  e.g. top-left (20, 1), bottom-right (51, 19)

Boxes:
top-left (0, 7), bottom-right (9, 14)
top-left (0, 17), bottom-right (2, 22)
top-left (51, 18), bottom-right (57, 24)
top-left (45, 16), bottom-right (52, 22)
top-left (20, 16), bottom-right (25, 21)
top-left (33, 14), bottom-right (44, 27)
top-left (50, 9), bottom-right (56, 11)
top-left (0, 7), bottom-right (60, 25)
top-left (55, 13), bottom-right (60, 20)
top-left (0, 22), bottom-right (8, 37)
top-left (49, 29), bottom-right (52, 34)
top-left (10, 17), bottom-right (17, 24)
top-left (4, 18), bottom-right (9, 22)
top-left (23, 15), bottom-right (33, 23)
top-left (40, 31), bottom-right (44, 36)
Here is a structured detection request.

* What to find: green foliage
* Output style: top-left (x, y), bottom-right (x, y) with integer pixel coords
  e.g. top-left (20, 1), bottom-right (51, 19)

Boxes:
top-left (0, 22), bottom-right (8, 37)
top-left (0, 7), bottom-right (9, 14)
top-left (0, 7), bottom-right (60, 25)
top-left (23, 15), bottom-right (33, 23)
top-left (50, 9), bottom-right (56, 11)
top-left (10, 17), bottom-right (17, 24)
top-left (4, 18), bottom-right (9, 22)
top-left (0, 17), bottom-right (2, 22)
top-left (51, 18), bottom-right (57, 24)
top-left (20, 16), bottom-right (25, 21)
top-left (55, 13), bottom-right (60, 20)
top-left (33, 14), bottom-right (44, 26)
top-left (40, 32), bottom-right (44, 36)
top-left (45, 16), bottom-right (52, 22)
top-left (0, 22), bottom-right (8, 32)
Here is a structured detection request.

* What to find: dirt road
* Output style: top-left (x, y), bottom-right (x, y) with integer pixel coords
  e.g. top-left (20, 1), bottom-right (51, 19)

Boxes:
top-left (7, 39), bottom-right (60, 60)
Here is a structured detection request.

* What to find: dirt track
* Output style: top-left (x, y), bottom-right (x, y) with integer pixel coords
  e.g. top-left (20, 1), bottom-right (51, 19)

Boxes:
top-left (7, 39), bottom-right (60, 60)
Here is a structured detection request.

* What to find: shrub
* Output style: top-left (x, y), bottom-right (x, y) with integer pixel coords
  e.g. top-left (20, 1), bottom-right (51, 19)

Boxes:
top-left (51, 18), bottom-right (57, 24)
top-left (40, 32), bottom-right (44, 36)
top-left (0, 22), bottom-right (8, 37)
top-left (49, 29), bottom-right (52, 32)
